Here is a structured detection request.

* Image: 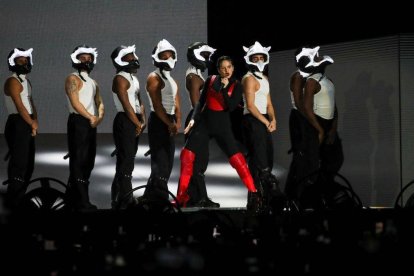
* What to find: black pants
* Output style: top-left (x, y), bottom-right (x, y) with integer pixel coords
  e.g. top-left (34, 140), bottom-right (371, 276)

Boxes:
top-left (5, 114), bottom-right (35, 182)
top-left (144, 112), bottom-right (175, 200)
top-left (285, 109), bottom-right (319, 201)
top-left (184, 110), bottom-right (209, 203)
top-left (112, 112), bottom-right (141, 205)
top-left (113, 113), bottom-right (141, 177)
top-left (4, 114), bottom-right (35, 207)
top-left (285, 109), bottom-right (344, 207)
top-left (318, 116), bottom-right (344, 178)
top-left (242, 114), bottom-right (274, 180)
top-left (186, 109), bottom-right (239, 158)
top-left (67, 114), bottom-right (96, 182)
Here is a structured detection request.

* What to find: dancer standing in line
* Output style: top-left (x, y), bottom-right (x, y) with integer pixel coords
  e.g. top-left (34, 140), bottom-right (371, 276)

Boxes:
top-left (110, 45), bottom-right (146, 209)
top-left (285, 46), bottom-right (344, 209)
top-left (142, 39), bottom-right (181, 205)
top-left (4, 48), bottom-right (37, 209)
top-left (241, 41), bottom-right (283, 210)
top-left (183, 42), bottom-right (219, 208)
top-left (65, 45), bottom-right (104, 210)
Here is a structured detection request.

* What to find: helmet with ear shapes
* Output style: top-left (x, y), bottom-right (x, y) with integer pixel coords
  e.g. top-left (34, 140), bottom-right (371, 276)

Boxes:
top-left (70, 45), bottom-right (98, 75)
top-left (7, 48), bottom-right (33, 77)
top-left (295, 46), bottom-right (334, 77)
top-left (151, 39), bottom-right (177, 71)
top-left (243, 41), bottom-right (271, 74)
top-left (187, 42), bottom-right (216, 72)
top-left (111, 45), bottom-right (140, 73)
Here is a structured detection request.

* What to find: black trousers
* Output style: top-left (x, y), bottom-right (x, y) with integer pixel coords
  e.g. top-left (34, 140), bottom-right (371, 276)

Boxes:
top-left (148, 112), bottom-right (175, 180)
top-left (285, 109), bottom-right (319, 200)
top-left (184, 110), bottom-right (209, 203)
top-left (318, 116), bottom-right (344, 177)
top-left (113, 112), bottom-right (141, 178)
top-left (285, 109), bottom-right (344, 205)
top-left (186, 109), bottom-right (239, 158)
top-left (111, 113), bottom-right (141, 204)
top-left (67, 113), bottom-right (96, 182)
top-left (4, 114), bottom-right (35, 208)
top-left (242, 114), bottom-right (274, 179)
top-left (144, 112), bottom-right (175, 200)
top-left (4, 114), bottom-right (35, 183)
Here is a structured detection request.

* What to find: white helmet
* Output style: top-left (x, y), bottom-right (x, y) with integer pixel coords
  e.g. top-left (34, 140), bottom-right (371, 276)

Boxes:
top-left (111, 45), bottom-right (140, 73)
top-left (151, 39), bottom-right (177, 70)
top-left (187, 42), bottom-right (216, 71)
top-left (295, 46), bottom-right (333, 77)
top-left (8, 48), bottom-right (33, 75)
top-left (70, 45), bottom-right (98, 73)
top-left (243, 41), bottom-right (271, 72)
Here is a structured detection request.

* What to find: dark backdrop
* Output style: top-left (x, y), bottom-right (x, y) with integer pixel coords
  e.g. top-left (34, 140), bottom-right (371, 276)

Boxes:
top-left (207, 0), bottom-right (413, 78)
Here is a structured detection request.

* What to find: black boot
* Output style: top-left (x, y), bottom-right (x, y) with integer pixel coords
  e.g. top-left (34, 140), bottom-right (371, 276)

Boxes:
top-left (259, 168), bottom-right (286, 212)
top-left (186, 177), bottom-right (200, 207)
top-left (5, 177), bottom-right (28, 210)
top-left (111, 174), bottom-right (135, 209)
top-left (141, 177), bottom-right (170, 211)
top-left (143, 176), bottom-right (169, 201)
top-left (195, 197), bottom-right (220, 208)
top-left (79, 179), bottom-right (97, 211)
top-left (67, 178), bottom-right (97, 211)
top-left (191, 172), bottom-right (220, 208)
top-left (111, 175), bottom-right (120, 209)
top-left (246, 191), bottom-right (263, 213)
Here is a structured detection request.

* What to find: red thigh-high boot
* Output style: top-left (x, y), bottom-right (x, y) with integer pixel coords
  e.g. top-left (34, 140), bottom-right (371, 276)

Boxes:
top-left (229, 153), bottom-right (257, 192)
top-left (176, 148), bottom-right (196, 207)
top-left (229, 153), bottom-right (264, 212)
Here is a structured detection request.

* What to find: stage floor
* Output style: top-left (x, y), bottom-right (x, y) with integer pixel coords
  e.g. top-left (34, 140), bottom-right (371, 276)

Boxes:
top-left (0, 133), bottom-right (251, 209)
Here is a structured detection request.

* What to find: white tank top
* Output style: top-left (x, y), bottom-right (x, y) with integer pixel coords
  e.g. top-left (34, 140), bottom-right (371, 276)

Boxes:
top-left (112, 71), bottom-right (141, 114)
top-left (147, 68), bottom-right (177, 115)
top-left (67, 72), bottom-right (97, 116)
top-left (242, 71), bottom-right (269, 115)
top-left (308, 73), bottom-right (335, 120)
top-left (4, 73), bottom-right (33, 115)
